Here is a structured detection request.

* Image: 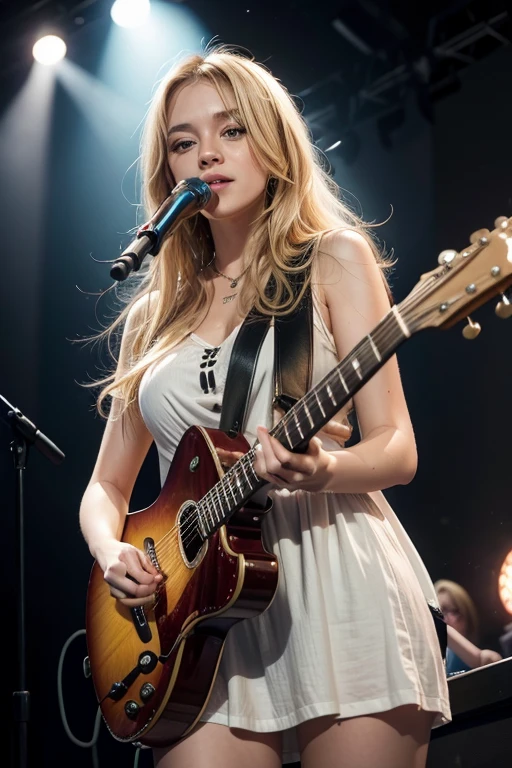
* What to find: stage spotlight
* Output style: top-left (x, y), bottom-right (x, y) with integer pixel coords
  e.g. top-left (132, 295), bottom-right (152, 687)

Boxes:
top-left (499, 550), bottom-right (512, 616)
top-left (110, 0), bottom-right (151, 28)
top-left (32, 35), bottom-right (67, 65)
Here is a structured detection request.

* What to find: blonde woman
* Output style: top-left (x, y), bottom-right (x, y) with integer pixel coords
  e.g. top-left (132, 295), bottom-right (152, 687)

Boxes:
top-left (435, 579), bottom-right (502, 675)
top-left (79, 47), bottom-right (450, 768)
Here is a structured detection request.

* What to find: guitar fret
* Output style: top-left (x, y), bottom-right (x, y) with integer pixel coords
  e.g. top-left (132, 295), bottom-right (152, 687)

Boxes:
top-left (391, 305), bottom-right (411, 338)
top-left (220, 479), bottom-right (231, 508)
top-left (293, 410), bottom-right (305, 441)
top-left (368, 333), bottom-right (382, 361)
top-left (235, 469), bottom-right (244, 495)
top-left (326, 383), bottom-right (336, 405)
top-left (248, 461), bottom-right (260, 485)
top-left (351, 358), bottom-right (363, 380)
top-left (314, 390), bottom-right (326, 417)
top-left (337, 368), bottom-right (349, 392)
top-left (241, 459), bottom-right (253, 490)
top-left (226, 474), bottom-right (238, 504)
top-left (304, 401), bottom-right (314, 429)
top-left (214, 486), bottom-right (223, 522)
top-left (206, 498), bottom-right (215, 530)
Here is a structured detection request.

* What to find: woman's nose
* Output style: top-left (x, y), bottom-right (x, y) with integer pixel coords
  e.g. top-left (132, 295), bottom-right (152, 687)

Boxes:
top-left (199, 142), bottom-right (223, 168)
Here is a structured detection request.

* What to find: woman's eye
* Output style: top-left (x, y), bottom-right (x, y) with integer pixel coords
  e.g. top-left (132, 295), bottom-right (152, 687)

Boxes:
top-left (224, 127), bottom-right (246, 139)
top-left (169, 139), bottom-right (194, 153)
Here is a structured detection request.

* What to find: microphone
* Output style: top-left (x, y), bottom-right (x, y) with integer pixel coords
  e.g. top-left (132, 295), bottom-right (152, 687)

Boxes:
top-left (110, 177), bottom-right (216, 281)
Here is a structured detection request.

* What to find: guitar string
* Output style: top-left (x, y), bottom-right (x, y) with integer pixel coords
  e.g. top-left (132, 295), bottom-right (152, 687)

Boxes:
top-left (153, 271), bottom-right (447, 569)
top-left (153, 272), bottom-right (444, 569)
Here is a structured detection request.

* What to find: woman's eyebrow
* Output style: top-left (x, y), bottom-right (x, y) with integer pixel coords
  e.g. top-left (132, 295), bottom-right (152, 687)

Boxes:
top-left (167, 110), bottom-right (240, 137)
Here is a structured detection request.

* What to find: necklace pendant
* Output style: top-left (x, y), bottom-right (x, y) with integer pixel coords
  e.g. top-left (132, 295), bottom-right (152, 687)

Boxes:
top-left (223, 293), bottom-right (237, 304)
top-left (230, 279), bottom-right (238, 288)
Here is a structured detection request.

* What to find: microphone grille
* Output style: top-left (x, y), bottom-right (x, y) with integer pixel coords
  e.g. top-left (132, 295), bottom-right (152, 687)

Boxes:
top-left (184, 177), bottom-right (212, 206)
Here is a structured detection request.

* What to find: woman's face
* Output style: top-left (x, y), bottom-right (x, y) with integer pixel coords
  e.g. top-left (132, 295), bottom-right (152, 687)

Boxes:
top-left (437, 590), bottom-right (468, 636)
top-left (166, 81), bottom-right (268, 223)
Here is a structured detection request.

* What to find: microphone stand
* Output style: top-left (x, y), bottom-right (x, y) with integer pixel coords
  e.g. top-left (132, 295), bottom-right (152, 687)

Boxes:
top-left (0, 394), bottom-right (65, 768)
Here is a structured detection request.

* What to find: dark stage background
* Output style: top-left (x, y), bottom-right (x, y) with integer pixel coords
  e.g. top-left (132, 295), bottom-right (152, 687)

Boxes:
top-left (0, 1), bottom-right (511, 766)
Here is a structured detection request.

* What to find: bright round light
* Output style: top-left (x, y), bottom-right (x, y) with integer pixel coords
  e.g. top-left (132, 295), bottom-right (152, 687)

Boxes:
top-left (499, 550), bottom-right (512, 616)
top-left (32, 35), bottom-right (67, 65)
top-left (110, 0), bottom-right (151, 28)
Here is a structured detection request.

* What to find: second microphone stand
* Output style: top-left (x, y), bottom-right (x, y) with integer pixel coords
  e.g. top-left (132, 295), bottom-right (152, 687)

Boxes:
top-left (1, 394), bottom-right (65, 768)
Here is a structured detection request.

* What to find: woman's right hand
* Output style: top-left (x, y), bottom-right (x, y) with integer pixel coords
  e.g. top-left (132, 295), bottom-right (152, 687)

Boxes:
top-left (95, 538), bottom-right (163, 607)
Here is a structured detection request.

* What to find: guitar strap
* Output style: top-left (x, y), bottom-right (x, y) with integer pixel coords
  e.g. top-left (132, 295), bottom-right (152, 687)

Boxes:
top-left (219, 251), bottom-right (313, 438)
top-left (218, 310), bottom-right (272, 438)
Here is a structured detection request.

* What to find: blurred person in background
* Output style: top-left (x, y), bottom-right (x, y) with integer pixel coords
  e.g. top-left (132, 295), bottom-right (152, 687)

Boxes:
top-left (435, 579), bottom-right (502, 675)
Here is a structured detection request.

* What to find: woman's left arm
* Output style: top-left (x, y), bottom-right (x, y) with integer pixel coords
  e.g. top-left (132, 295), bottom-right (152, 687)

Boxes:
top-left (254, 229), bottom-right (418, 494)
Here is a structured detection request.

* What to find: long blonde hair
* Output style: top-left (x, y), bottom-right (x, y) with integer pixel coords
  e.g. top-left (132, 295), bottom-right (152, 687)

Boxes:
top-left (93, 45), bottom-right (391, 417)
top-left (434, 579), bottom-right (480, 643)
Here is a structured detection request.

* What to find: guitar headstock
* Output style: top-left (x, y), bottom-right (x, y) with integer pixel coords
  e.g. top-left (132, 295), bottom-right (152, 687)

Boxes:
top-left (403, 216), bottom-right (512, 335)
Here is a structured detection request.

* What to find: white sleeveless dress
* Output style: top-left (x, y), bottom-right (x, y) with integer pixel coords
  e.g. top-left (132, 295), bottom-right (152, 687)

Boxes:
top-left (139, 303), bottom-right (451, 763)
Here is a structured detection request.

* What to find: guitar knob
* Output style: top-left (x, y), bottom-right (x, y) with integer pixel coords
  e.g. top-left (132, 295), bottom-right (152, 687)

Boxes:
top-left (140, 682), bottom-right (156, 702)
top-left (437, 249), bottom-right (457, 266)
top-left (124, 700), bottom-right (140, 720)
top-left (469, 228), bottom-right (490, 244)
top-left (495, 294), bottom-right (512, 319)
top-left (462, 317), bottom-right (481, 340)
top-left (494, 216), bottom-right (509, 228)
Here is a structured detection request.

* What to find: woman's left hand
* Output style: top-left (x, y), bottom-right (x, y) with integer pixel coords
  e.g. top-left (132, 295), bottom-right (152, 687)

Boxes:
top-left (254, 426), bottom-right (336, 492)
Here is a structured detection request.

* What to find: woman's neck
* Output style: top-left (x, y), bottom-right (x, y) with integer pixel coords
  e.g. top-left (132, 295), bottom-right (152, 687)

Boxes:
top-left (208, 206), bottom-right (260, 272)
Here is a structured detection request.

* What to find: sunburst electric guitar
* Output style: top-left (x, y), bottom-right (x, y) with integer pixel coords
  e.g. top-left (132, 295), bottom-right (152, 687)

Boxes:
top-left (86, 216), bottom-right (512, 747)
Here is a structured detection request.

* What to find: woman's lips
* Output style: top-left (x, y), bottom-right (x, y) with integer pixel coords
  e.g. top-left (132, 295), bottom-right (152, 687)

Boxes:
top-left (208, 180), bottom-right (233, 190)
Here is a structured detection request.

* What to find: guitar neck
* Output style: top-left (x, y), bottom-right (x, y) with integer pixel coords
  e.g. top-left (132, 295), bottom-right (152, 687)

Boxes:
top-left (272, 304), bottom-right (411, 453)
top-left (198, 303), bottom-right (413, 539)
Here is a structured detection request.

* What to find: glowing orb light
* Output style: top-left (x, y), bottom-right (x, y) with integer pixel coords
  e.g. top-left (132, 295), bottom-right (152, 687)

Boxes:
top-left (498, 550), bottom-right (512, 615)
top-left (110, 0), bottom-right (151, 28)
top-left (32, 35), bottom-right (67, 65)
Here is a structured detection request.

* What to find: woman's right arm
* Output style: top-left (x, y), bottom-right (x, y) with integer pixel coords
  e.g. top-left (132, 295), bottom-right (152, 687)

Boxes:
top-left (79, 299), bottom-right (162, 606)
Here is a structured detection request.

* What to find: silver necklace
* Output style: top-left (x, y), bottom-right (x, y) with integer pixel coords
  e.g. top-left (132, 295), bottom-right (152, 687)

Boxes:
top-left (211, 260), bottom-right (249, 288)
top-left (211, 259), bottom-right (249, 304)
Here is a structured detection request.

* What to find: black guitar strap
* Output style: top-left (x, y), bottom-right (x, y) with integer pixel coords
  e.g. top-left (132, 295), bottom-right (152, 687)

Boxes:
top-left (219, 255), bottom-right (313, 438)
top-left (219, 310), bottom-right (272, 438)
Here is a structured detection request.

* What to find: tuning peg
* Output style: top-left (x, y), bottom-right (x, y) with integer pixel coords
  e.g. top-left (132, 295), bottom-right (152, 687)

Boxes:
top-left (462, 317), bottom-right (481, 340)
top-left (494, 216), bottom-right (509, 229)
top-left (495, 293), bottom-right (512, 319)
top-left (469, 228), bottom-right (490, 244)
top-left (437, 249), bottom-right (457, 266)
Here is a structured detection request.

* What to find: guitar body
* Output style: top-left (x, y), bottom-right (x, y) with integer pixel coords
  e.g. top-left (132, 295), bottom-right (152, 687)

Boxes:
top-left (86, 426), bottom-right (278, 747)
